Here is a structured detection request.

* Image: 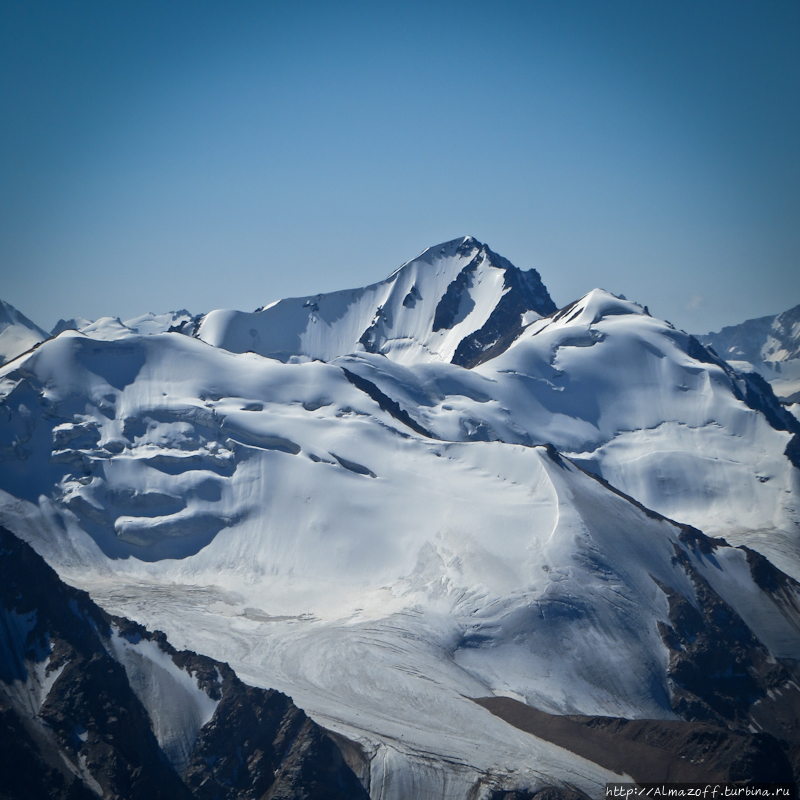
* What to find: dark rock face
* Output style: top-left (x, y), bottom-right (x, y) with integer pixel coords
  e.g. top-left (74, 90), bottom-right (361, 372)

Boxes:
top-left (476, 695), bottom-right (793, 788)
top-left (697, 304), bottom-right (800, 364)
top-left (0, 526), bottom-right (370, 800)
top-left (786, 433), bottom-right (800, 470)
top-left (181, 675), bottom-right (368, 800)
top-left (451, 245), bottom-right (557, 368)
top-left (359, 305), bottom-right (391, 354)
top-left (740, 370), bottom-right (800, 434)
top-left (402, 284), bottom-right (421, 308)
top-left (655, 542), bottom-right (800, 781)
top-left (741, 546), bottom-right (799, 600)
top-left (340, 366), bottom-right (436, 439)
top-left (432, 256), bottom-right (480, 332)
top-left (768, 305), bottom-right (800, 361)
top-left (0, 527), bottom-right (192, 800)
top-left (657, 548), bottom-right (785, 724)
top-left (697, 315), bottom-right (776, 364)
top-left (0, 693), bottom-right (98, 800)
top-left (168, 313), bottom-right (204, 337)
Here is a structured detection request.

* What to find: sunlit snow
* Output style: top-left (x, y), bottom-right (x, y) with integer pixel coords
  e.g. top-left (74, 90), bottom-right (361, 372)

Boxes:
top-left (1, 238), bottom-right (798, 798)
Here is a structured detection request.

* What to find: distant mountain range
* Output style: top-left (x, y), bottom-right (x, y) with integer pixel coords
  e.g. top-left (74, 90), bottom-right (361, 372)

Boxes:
top-left (697, 304), bottom-right (800, 403)
top-left (2, 237), bottom-right (799, 798)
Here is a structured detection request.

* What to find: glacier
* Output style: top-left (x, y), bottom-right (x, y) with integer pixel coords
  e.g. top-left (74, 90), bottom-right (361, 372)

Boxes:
top-left (1, 236), bottom-right (799, 798)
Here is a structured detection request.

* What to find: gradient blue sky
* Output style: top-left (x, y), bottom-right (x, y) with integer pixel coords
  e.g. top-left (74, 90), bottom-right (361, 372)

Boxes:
top-left (2, 1), bottom-right (798, 334)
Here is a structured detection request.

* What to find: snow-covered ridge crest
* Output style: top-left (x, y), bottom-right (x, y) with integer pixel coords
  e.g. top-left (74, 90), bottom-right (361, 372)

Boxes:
top-left (338, 286), bottom-right (800, 574)
top-left (51, 309), bottom-right (197, 341)
top-left (196, 235), bottom-right (556, 366)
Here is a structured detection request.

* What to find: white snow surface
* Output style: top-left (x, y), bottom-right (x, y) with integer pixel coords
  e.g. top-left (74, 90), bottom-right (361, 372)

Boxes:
top-left (57, 310), bottom-right (195, 341)
top-left (1, 300), bottom-right (799, 796)
top-left (337, 289), bottom-right (800, 576)
top-left (0, 299), bottom-right (48, 366)
top-left (1, 244), bottom-right (800, 797)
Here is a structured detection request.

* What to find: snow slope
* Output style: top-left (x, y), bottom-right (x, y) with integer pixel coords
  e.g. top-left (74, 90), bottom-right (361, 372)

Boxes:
top-left (193, 240), bottom-right (800, 572)
top-left (2, 239), bottom-right (800, 797)
top-left (1, 318), bottom-right (799, 797)
top-left (197, 236), bottom-right (555, 366)
top-left (0, 299), bottom-right (48, 365)
top-left (336, 289), bottom-right (800, 576)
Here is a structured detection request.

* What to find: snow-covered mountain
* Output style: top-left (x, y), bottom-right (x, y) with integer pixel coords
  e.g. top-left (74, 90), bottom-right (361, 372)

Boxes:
top-left (698, 304), bottom-right (800, 403)
top-left (337, 289), bottom-right (800, 574)
top-left (1, 237), bottom-right (800, 798)
top-left (0, 299), bottom-right (48, 365)
top-left (197, 236), bottom-right (555, 366)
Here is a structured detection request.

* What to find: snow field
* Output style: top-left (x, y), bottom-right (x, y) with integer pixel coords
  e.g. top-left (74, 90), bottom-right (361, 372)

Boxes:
top-left (1, 243), bottom-right (799, 798)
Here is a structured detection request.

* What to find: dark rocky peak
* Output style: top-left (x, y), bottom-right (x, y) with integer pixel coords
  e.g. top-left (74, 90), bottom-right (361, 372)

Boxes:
top-left (446, 237), bottom-right (555, 317)
top-left (438, 238), bottom-right (556, 368)
top-left (194, 236), bottom-right (556, 366)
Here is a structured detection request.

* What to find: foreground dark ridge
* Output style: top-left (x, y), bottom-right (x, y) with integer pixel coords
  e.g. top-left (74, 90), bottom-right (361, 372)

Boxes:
top-left (0, 526), bottom-right (370, 800)
top-left (475, 697), bottom-right (791, 785)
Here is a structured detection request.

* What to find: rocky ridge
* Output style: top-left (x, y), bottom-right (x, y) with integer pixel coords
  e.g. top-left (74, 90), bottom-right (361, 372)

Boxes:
top-left (0, 525), bottom-right (369, 800)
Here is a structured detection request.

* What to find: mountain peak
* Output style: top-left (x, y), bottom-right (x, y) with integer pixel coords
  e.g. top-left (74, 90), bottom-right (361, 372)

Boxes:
top-left (0, 298), bottom-right (48, 365)
top-left (546, 288), bottom-right (647, 329)
top-left (198, 238), bottom-right (555, 366)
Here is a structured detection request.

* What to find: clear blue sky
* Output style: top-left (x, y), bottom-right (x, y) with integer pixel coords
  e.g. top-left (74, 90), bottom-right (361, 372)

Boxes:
top-left (2, 0), bottom-right (798, 334)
